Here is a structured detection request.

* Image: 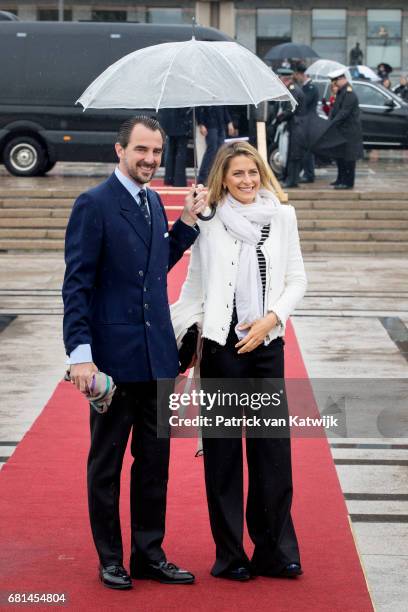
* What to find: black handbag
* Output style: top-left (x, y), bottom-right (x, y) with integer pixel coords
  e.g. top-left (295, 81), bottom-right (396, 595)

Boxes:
top-left (178, 324), bottom-right (199, 373)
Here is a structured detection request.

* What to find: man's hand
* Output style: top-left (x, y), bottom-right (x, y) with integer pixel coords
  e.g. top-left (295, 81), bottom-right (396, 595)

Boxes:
top-left (199, 124), bottom-right (208, 137)
top-left (69, 362), bottom-right (98, 393)
top-left (181, 184), bottom-right (208, 226)
top-left (227, 122), bottom-right (236, 137)
top-left (235, 313), bottom-right (278, 354)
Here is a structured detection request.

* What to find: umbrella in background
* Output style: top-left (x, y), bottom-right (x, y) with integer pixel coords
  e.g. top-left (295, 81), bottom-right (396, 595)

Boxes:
top-left (349, 65), bottom-right (381, 81)
top-left (307, 59), bottom-right (351, 82)
top-left (264, 42), bottom-right (319, 62)
top-left (77, 37), bottom-right (296, 217)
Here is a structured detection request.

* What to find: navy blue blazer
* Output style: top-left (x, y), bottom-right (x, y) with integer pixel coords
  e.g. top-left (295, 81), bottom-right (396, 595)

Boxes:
top-left (62, 173), bottom-right (198, 382)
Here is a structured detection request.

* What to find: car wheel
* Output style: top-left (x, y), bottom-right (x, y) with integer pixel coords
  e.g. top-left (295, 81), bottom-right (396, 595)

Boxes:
top-left (41, 158), bottom-right (57, 174)
top-left (268, 143), bottom-right (284, 178)
top-left (3, 136), bottom-right (47, 177)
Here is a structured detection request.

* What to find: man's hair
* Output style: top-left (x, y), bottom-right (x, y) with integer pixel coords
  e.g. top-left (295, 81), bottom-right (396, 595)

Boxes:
top-left (117, 115), bottom-right (166, 148)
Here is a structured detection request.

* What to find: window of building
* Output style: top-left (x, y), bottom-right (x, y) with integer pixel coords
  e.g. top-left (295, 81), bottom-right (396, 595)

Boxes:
top-left (91, 10), bottom-right (127, 22)
top-left (37, 9), bottom-right (72, 21)
top-left (256, 9), bottom-right (291, 58)
top-left (147, 8), bottom-right (194, 25)
top-left (367, 10), bottom-right (401, 69)
top-left (312, 9), bottom-right (346, 64)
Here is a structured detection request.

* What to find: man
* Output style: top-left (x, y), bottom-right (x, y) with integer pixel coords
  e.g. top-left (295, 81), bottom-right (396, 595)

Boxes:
top-left (349, 42), bottom-right (364, 66)
top-left (276, 67), bottom-right (306, 188)
top-left (328, 68), bottom-right (364, 190)
top-left (62, 115), bottom-right (206, 590)
top-left (158, 107), bottom-right (192, 186)
top-left (394, 75), bottom-right (408, 102)
top-left (197, 106), bottom-right (235, 184)
top-left (293, 62), bottom-right (319, 183)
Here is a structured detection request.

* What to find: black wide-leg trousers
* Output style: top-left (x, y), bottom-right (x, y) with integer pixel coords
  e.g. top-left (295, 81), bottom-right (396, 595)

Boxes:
top-left (200, 327), bottom-right (300, 576)
top-left (87, 382), bottom-right (170, 569)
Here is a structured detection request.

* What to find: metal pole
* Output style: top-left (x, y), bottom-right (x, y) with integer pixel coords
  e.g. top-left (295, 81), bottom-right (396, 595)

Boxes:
top-left (58, 0), bottom-right (64, 22)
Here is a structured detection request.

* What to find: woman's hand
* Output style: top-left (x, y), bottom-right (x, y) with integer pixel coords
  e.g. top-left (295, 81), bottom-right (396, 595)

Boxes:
top-left (181, 184), bottom-right (208, 226)
top-left (235, 312), bottom-right (278, 354)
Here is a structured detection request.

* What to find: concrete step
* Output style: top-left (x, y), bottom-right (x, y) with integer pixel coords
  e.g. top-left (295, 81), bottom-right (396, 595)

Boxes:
top-left (0, 198), bottom-right (74, 208)
top-left (301, 241), bottom-right (408, 253)
top-left (296, 209), bottom-right (408, 220)
top-left (0, 239), bottom-right (65, 250)
top-left (0, 229), bottom-right (65, 239)
top-left (0, 218), bottom-right (67, 228)
top-left (299, 220), bottom-right (408, 230)
top-left (299, 229), bottom-right (408, 242)
top-left (292, 200), bottom-right (408, 210)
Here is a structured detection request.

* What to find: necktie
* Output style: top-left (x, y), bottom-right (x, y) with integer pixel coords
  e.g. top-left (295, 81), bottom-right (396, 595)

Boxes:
top-left (138, 189), bottom-right (151, 227)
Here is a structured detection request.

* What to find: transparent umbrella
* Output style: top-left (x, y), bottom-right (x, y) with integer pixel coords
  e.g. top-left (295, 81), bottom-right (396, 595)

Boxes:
top-left (77, 36), bottom-right (296, 218)
top-left (306, 59), bottom-right (351, 81)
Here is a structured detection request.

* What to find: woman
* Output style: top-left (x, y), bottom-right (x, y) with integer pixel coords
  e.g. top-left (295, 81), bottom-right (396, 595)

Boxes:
top-left (171, 142), bottom-right (307, 581)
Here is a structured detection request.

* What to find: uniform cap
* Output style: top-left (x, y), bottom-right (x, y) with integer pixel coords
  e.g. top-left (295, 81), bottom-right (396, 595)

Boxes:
top-left (277, 67), bottom-right (294, 76)
top-left (328, 68), bottom-right (347, 80)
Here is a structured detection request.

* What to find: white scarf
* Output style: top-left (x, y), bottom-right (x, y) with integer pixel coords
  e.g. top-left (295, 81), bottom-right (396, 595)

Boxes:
top-left (217, 188), bottom-right (280, 339)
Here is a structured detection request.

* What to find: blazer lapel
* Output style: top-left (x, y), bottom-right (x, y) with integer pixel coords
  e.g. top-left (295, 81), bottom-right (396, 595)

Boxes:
top-left (108, 174), bottom-right (151, 247)
top-left (145, 188), bottom-right (165, 271)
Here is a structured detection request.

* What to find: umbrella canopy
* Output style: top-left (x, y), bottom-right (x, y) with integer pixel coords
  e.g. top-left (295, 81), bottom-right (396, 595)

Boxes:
top-left (77, 39), bottom-right (296, 111)
top-left (307, 59), bottom-right (351, 82)
top-left (264, 43), bottom-right (319, 62)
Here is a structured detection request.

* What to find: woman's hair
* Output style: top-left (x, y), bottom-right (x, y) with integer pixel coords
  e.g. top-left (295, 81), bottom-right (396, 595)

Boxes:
top-left (206, 141), bottom-right (274, 205)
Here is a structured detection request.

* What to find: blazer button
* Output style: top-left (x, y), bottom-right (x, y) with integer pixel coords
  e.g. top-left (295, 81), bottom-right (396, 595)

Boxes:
top-left (146, 321), bottom-right (151, 327)
top-left (144, 304), bottom-right (149, 309)
top-left (139, 270), bottom-right (144, 276)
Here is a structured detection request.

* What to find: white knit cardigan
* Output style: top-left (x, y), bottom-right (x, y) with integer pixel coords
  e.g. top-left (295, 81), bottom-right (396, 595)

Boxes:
top-left (171, 202), bottom-right (307, 347)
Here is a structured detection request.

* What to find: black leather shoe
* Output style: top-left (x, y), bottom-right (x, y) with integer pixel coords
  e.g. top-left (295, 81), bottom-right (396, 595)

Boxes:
top-left (299, 177), bottom-right (314, 184)
top-left (132, 560), bottom-right (195, 584)
top-left (99, 565), bottom-right (132, 590)
top-left (330, 180), bottom-right (339, 186)
top-left (217, 566), bottom-right (251, 581)
top-left (282, 182), bottom-right (299, 189)
top-left (279, 563), bottom-right (303, 578)
top-left (334, 184), bottom-right (353, 190)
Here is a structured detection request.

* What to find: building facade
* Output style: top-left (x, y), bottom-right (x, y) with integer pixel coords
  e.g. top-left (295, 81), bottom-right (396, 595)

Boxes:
top-left (2, 0), bottom-right (407, 73)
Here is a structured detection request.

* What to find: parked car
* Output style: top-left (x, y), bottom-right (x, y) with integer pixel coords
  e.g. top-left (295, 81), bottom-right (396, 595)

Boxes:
top-left (0, 21), bottom-right (244, 176)
top-left (315, 78), bottom-right (408, 149)
top-left (267, 78), bottom-right (408, 175)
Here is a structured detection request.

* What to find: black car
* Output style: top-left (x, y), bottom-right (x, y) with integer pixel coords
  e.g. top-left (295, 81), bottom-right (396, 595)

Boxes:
top-left (315, 78), bottom-right (408, 149)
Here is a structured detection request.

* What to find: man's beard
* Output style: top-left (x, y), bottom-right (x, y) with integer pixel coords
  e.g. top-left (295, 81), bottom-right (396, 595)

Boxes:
top-left (126, 159), bottom-right (157, 184)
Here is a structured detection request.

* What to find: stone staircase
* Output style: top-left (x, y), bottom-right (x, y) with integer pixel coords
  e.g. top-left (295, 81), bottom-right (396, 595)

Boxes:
top-left (0, 187), bottom-right (408, 253)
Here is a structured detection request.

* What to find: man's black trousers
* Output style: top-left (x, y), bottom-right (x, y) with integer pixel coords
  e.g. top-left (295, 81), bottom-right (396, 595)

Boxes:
top-left (200, 326), bottom-right (300, 576)
top-left (336, 158), bottom-right (356, 187)
top-left (87, 381), bottom-right (169, 569)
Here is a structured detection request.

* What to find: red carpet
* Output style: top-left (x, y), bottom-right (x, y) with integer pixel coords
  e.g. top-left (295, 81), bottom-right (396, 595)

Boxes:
top-left (0, 251), bottom-right (373, 610)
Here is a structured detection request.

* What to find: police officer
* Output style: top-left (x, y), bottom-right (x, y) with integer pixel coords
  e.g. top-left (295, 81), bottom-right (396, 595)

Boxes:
top-left (327, 68), bottom-right (364, 190)
top-left (276, 67), bottom-right (306, 189)
top-left (293, 62), bottom-right (319, 183)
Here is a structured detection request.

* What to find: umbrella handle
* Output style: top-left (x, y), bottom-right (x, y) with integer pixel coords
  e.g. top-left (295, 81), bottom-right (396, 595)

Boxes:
top-left (197, 205), bottom-right (216, 221)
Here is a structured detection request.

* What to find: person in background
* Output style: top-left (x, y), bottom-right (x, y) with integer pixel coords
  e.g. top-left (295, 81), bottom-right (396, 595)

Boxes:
top-left (293, 62), bottom-right (319, 183)
top-left (382, 78), bottom-right (392, 90)
top-left (276, 67), bottom-right (306, 188)
top-left (171, 141), bottom-right (307, 582)
top-left (394, 75), bottom-right (408, 102)
top-left (197, 106), bottom-right (235, 184)
top-left (158, 107), bottom-right (192, 187)
top-left (327, 68), bottom-right (364, 190)
top-left (377, 63), bottom-right (392, 81)
top-left (322, 81), bottom-right (338, 117)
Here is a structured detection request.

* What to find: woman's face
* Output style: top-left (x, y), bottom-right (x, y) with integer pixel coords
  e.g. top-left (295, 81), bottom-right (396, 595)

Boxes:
top-left (223, 155), bottom-right (261, 204)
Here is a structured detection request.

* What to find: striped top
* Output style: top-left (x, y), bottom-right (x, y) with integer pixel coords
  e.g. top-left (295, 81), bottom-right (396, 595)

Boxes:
top-left (256, 224), bottom-right (270, 303)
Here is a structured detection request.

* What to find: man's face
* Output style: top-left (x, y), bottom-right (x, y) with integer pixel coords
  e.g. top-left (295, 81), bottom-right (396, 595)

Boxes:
top-left (115, 123), bottom-right (163, 184)
top-left (294, 72), bottom-right (306, 84)
top-left (333, 76), bottom-right (347, 89)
